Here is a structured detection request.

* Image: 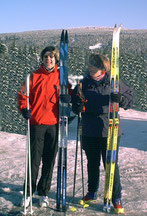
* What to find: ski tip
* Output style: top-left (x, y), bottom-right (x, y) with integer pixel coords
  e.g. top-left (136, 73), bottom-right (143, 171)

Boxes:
top-left (61, 30), bottom-right (64, 41)
top-left (65, 30), bottom-right (68, 43)
top-left (114, 24), bottom-right (122, 29)
top-left (119, 24), bottom-right (123, 30)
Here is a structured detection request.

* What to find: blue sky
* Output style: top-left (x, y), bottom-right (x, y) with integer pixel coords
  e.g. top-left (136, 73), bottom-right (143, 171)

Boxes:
top-left (0, 0), bottom-right (146, 33)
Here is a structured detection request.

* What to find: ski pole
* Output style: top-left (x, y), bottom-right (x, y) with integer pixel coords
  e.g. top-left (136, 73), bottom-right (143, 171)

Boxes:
top-left (72, 114), bottom-right (80, 201)
top-left (77, 81), bottom-right (85, 197)
top-left (73, 80), bottom-right (86, 200)
top-left (56, 143), bottom-right (62, 210)
top-left (79, 112), bottom-right (85, 197)
top-left (24, 74), bottom-right (33, 215)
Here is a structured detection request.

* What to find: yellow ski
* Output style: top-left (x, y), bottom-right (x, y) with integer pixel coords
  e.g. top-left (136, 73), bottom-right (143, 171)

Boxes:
top-left (104, 24), bottom-right (121, 213)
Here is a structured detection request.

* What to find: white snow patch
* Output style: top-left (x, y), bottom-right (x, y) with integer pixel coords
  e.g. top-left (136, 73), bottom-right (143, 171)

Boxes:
top-left (0, 108), bottom-right (147, 215)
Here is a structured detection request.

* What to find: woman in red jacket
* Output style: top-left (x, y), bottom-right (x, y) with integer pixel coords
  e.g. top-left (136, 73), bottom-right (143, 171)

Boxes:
top-left (18, 46), bottom-right (71, 208)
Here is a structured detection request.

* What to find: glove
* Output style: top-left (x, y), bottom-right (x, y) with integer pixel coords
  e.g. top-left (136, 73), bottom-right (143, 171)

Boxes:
top-left (72, 96), bottom-right (84, 115)
top-left (72, 103), bottom-right (84, 115)
top-left (22, 108), bottom-right (32, 120)
top-left (60, 94), bottom-right (71, 103)
top-left (111, 92), bottom-right (123, 103)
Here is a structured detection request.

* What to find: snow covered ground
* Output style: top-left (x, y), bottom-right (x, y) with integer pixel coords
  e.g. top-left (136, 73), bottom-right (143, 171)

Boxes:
top-left (0, 108), bottom-right (147, 216)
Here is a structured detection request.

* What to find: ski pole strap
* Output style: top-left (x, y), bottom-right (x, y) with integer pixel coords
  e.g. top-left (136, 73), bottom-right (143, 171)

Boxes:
top-left (76, 80), bottom-right (88, 102)
top-left (75, 80), bottom-right (87, 113)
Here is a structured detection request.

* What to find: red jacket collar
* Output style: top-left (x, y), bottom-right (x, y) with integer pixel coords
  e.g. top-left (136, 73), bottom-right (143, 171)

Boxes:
top-left (37, 64), bottom-right (58, 74)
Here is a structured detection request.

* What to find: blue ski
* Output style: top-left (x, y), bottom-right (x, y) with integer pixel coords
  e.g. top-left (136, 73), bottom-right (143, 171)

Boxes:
top-left (56, 30), bottom-right (69, 212)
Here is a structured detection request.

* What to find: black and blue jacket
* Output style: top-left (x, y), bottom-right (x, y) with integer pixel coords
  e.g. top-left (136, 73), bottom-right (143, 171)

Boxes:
top-left (72, 72), bottom-right (133, 137)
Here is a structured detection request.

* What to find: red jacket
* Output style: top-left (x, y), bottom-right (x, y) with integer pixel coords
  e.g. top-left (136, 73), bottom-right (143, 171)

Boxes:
top-left (18, 64), bottom-right (60, 125)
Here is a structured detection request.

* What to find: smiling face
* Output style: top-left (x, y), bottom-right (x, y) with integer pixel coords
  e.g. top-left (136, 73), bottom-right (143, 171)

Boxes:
top-left (42, 51), bottom-right (56, 69)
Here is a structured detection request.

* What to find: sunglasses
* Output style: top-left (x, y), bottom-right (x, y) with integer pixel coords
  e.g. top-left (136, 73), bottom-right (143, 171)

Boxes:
top-left (44, 53), bottom-right (55, 58)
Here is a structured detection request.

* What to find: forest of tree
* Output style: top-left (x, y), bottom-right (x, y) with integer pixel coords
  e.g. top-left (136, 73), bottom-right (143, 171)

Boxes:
top-left (0, 27), bottom-right (147, 134)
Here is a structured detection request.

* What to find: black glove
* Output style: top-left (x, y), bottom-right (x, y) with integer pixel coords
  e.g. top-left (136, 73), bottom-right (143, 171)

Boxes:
top-left (60, 94), bottom-right (71, 103)
top-left (72, 96), bottom-right (84, 115)
top-left (111, 92), bottom-right (123, 103)
top-left (22, 108), bottom-right (32, 120)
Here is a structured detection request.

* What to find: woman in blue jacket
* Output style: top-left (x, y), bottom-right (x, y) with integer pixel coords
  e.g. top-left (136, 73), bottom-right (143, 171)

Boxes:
top-left (72, 53), bottom-right (133, 213)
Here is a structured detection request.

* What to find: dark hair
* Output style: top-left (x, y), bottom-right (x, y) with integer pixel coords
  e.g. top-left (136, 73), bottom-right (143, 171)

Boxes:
top-left (40, 46), bottom-right (59, 63)
top-left (89, 54), bottom-right (110, 72)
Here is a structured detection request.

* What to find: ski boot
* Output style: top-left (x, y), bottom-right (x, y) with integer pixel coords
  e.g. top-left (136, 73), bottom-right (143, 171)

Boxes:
top-left (79, 192), bottom-right (97, 206)
top-left (113, 198), bottom-right (124, 214)
top-left (39, 196), bottom-right (49, 208)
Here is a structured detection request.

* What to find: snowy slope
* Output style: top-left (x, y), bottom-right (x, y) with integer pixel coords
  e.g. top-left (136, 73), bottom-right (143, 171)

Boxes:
top-left (0, 109), bottom-right (147, 215)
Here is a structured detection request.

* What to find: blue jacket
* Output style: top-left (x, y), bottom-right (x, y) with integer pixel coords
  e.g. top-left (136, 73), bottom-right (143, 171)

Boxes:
top-left (72, 73), bottom-right (133, 137)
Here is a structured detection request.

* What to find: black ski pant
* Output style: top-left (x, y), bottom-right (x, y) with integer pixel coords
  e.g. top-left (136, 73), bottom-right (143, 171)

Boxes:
top-left (82, 136), bottom-right (122, 200)
top-left (25, 124), bottom-right (58, 196)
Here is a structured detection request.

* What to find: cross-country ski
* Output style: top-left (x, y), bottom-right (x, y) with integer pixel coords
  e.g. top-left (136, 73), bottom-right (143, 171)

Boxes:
top-left (56, 29), bottom-right (69, 212)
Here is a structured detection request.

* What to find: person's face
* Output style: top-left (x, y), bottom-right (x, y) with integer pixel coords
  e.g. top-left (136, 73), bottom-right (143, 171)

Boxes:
top-left (88, 64), bottom-right (103, 78)
top-left (42, 51), bottom-right (56, 69)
